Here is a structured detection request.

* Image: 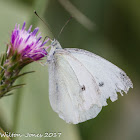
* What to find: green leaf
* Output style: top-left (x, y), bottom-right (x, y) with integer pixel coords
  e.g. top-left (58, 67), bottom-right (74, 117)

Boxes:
top-left (11, 71), bottom-right (35, 81)
top-left (0, 53), bottom-right (7, 67)
top-left (10, 84), bottom-right (25, 91)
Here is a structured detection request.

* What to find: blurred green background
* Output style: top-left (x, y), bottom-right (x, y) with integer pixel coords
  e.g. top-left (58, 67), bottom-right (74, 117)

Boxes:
top-left (0, 0), bottom-right (139, 140)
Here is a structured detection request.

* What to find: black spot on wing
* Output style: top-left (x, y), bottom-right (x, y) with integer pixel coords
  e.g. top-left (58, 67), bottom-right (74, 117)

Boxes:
top-left (99, 82), bottom-right (104, 87)
top-left (120, 72), bottom-right (125, 77)
top-left (120, 72), bottom-right (128, 82)
top-left (81, 85), bottom-right (86, 91)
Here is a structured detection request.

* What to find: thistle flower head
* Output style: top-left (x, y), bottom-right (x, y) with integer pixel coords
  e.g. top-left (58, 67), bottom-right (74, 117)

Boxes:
top-left (0, 22), bottom-right (50, 98)
top-left (8, 22), bottom-right (49, 61)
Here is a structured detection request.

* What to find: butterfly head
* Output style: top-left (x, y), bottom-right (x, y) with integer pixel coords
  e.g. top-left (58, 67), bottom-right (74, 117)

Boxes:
top-left (51, 39), bottom-right (62, 49)
top-left (47, 39), bottom-right (62, 63)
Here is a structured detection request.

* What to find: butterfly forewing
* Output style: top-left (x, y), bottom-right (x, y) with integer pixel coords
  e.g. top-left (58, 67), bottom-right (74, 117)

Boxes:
top-left (65, 48), bottom-right (133, 106)
top-left (48, 50), bottom-right (102, 124)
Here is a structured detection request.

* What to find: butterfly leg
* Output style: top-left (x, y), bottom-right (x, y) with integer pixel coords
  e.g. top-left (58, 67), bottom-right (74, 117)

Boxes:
top-left (38, 61), bottom-right (48, 66)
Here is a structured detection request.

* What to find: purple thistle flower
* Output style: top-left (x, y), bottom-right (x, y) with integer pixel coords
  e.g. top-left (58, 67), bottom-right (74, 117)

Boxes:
top-left (0, 22), bottom-right (52, 98)
top-left (8, 22), bottom-right (49, 61)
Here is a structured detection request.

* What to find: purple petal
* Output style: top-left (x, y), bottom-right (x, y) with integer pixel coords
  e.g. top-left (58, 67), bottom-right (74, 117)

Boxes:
top-left (16, 30), bottom-right (19, 37)
top-left (22, 22), bottom-right (26, 30)
top-left (18, 38), bottom-right (23, 46)
top-left (37, 32), bottom-right (41, 38)
top-left (36, 36), bottom-right (42, 44)
top-left (11, 34), bottom-right (15, 44)
top-left (28, 25), bottom-right (32, 33)
top-left (14, 36), bottom-right (19, 49)
top-left (32, 28), bottom-right (39, 36)
top-left (22, 44), bottom-right (32, 56)
top-left (25, 35), bottom-right (31, 43)
top-left (15, 23), bottom-right (17, 30)
top-left (40, 41), bottom-right (48, 47)
top-left (24, 43), bottom-right (34, 53)
top-left (18, 24), bottom-right (20, 30)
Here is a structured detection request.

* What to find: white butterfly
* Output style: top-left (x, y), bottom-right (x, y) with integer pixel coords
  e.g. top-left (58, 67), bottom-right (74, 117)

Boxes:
top-left (47, 39), bottom-right (133, 124)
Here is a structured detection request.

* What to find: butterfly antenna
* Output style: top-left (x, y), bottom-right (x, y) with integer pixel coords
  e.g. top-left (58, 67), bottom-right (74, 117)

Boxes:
top-left (57, 16), bottom-right (73, 39)
top-left (34, 10), bottom-right (54, 39)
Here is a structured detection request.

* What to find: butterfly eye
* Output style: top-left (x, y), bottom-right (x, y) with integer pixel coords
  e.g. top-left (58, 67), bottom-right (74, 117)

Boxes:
top-left (51, 39), bottom-right (57, 46)
top-left (51, 41), bottom-right (57, 46)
